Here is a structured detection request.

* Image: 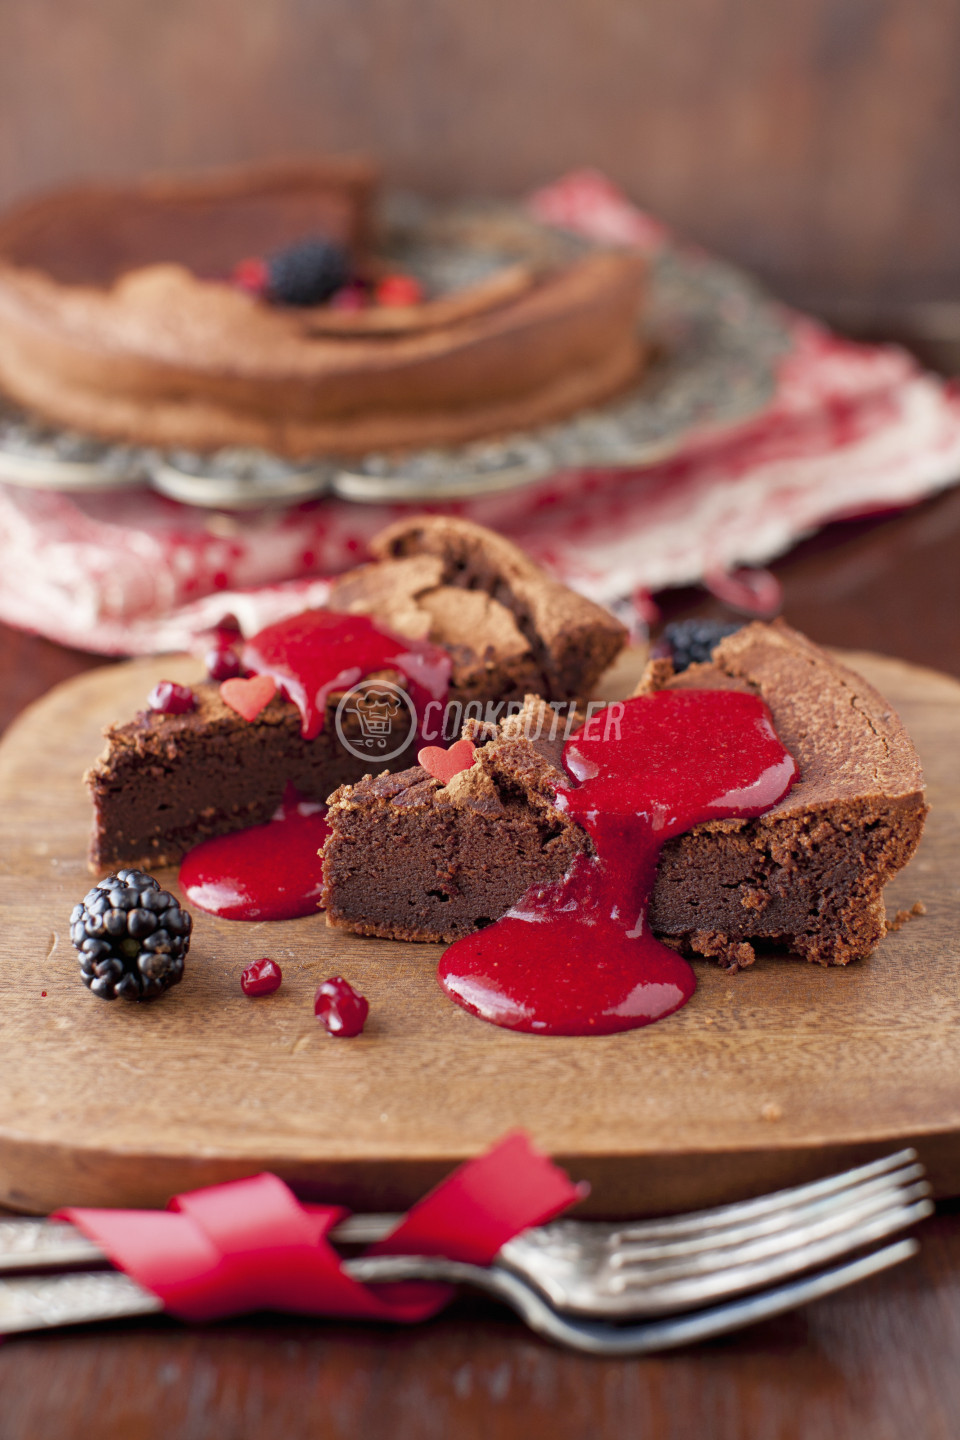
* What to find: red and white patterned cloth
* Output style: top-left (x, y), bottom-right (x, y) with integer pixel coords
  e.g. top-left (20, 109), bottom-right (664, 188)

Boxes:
top-left (1, 171), bottom-right (958, 656)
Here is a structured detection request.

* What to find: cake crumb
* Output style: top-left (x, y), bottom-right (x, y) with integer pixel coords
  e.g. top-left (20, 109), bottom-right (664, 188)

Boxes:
top-left (760, 1102), bottom-right (782, 1122)
top-left (689, 930), bottom-right (756, 971)
top-left (886, 900), bottom-right (927, 934)
top-left (633, 655), bottom-right (675, 696)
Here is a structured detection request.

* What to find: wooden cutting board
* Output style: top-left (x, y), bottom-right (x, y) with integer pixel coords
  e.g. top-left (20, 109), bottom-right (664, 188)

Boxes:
top-left (0, 649), bottom-right (957, 1217)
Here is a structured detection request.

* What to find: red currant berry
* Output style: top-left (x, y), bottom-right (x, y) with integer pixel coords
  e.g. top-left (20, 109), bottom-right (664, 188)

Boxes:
top-left (205, 646), bottom-right (242, 681)
top-left (241, 958), bottom-right (283, 997)
top-left (215, 613), bottom-right (242, 639)
top-left (315, 976), bottom-right (369, 1037)
top-left (328, 282), bottom-right (368, 312)
top-left (232, 258), bottom-right (269, 296)
top-left (147, 681), bottom-right (196, 715)
top-left (375, 274), bottom-right (424, 308)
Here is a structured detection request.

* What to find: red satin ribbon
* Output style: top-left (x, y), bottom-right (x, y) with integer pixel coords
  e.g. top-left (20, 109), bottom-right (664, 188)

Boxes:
top-left (56, 1132), bottom-right (584, 1324)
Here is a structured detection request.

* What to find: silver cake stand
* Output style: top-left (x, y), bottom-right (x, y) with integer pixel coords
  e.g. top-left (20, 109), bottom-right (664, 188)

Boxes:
top-left (0, 205), bottom-right (791, 511)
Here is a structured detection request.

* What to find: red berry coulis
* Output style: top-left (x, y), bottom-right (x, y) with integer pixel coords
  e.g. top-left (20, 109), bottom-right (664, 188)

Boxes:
top-left (179, 795), bottom-right (331, 921)
top-left (148, 681), bottom-right (196, 715)
top-left (241, 610), bottom-right (450, 741)
top-left (240, 958), bottom-right (283, 996)
top-left (438, 689), bottom-right (799, 1036)
top-left (315, 976), bottom-right (369, 1037)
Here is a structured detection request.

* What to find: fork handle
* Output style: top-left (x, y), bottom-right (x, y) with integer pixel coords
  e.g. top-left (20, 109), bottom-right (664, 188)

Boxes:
top-left (345, 1241), bottom-right (920, 1355)
top-left (0, 1240), bottom-right (919, 1347)
top-left (0, 1212), bottom-right (403, 1275)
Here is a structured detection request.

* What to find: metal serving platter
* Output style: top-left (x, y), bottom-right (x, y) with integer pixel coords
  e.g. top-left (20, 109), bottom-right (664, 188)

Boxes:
top-left (0, 203), bottom-right (791, 510)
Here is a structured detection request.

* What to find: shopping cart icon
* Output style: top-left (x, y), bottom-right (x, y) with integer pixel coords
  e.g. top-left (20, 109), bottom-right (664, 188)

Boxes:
top-left (336, 679), bottom-right (417, 761)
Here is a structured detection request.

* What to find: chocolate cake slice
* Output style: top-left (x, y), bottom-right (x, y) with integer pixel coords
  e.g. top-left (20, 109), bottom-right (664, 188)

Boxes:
top-left (322, 696), bottom-right (585, 941)
top-left (86, 517), bottom-right (625, 869)
top-left (87, 681), bottom-right (378, 870)
top-left (323, 621), bottom-right (927, 966)
top-left (355, 516), bottom-right (625, 701)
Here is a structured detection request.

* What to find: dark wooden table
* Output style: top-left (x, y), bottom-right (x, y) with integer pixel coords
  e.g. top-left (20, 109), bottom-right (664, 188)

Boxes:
top-left (2, 485), bottom-right (960, 1439)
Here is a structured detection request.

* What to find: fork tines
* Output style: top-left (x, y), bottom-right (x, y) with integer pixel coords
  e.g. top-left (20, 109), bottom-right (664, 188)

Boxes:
top-left (496, 1149), bottom-right (933, 1317)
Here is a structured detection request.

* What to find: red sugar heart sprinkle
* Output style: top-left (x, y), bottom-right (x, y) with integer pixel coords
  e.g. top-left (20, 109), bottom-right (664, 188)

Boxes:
top-left (220, 674), bottom-right (278, 722)
top-left (417, 738), bottom-right (476, 785)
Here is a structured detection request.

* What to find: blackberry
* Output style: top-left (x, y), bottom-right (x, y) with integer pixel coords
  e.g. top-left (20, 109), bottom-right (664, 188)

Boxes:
top-left (659, 618), bottom-right (744, 673)
top-left (70, 869), bottom-right (191, 1001)
top-left (266, 237), bottom-right (350, 307)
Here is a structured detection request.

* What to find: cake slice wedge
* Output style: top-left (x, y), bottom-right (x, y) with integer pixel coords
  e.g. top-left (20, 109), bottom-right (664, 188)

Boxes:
top-left (85, 517), bottom-right (625, 869)
top-left (322, 621), bottom-right (927, 966)
top-left (642, 620), bottom-right (927, 966)
top-left (322, 695), bottom-right (585, 941)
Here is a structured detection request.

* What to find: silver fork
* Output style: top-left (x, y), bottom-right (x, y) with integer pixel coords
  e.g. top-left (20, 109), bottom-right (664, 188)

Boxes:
top-left (0, 1150), bottom-right (932, 1354)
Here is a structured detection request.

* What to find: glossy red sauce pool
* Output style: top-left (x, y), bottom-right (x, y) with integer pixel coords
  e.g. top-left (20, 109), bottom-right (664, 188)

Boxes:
top-left (179, 798), bottom-right (331, 922)
top-left (438, 689), bottom-right (799, 1036)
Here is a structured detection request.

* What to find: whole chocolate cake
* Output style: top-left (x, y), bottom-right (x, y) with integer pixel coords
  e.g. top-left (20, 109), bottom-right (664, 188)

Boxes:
top-left (322, 621), bottom-right (927, 967)
top-left (0, 159), bottom-right (646, 457)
